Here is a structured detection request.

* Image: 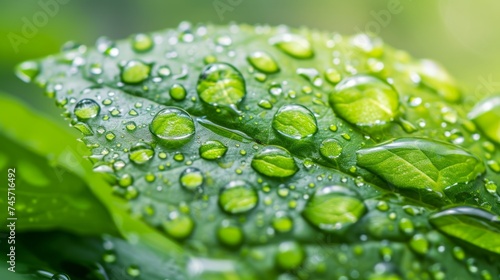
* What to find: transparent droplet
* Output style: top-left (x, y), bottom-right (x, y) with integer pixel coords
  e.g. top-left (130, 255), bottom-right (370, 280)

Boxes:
top-left (272, 104), bottom-right (318, 140)
top-left (197, 63), bottom-right (246, 107)
top-left (169, 84), bottom-right (187, 101)
top-left (162, 211), bottom-right (194, 239)
top-left (217, 220), bottom-right (243, 247)
top-left (219, 180), bottom-right (258, 214)
top-left (302, 185), bottom-right (366, 232)
top-left (199, 140), bottom-right (228, 160)
top-left (319, 139), bottom-right (343, 161)
top-left (120, 60), bottom-right (151, 84)
top-left (149, 107), bottom-right (195, 147)
top-left (247, 51), bottom-right (280, 73)
top-left (74, 99), bottom-right (100, 120)
top-left (131, 33), bottom-right (153, 52)
top-left (128, 143), bottom-right (154, 165)
top-left (16, 61), bottom-right (40, 83)
top-left (251, 146), bottom-right (298, 178)
top-left (270, 33), bottom-right (313, 59)
top-left (275, 241), bottom-right (305, 270)
top-left (180, 167), bottom-right (204, 191)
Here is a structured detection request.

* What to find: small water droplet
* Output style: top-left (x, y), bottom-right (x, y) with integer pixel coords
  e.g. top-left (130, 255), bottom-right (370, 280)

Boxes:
top-left (217, 220), bottom-right (243, 247)
top-left (16, 61), bottom-right (40, 82)
top-left (251, 146), bottom-right (298, 178)
top-left (219, 180), bottom-right (258, 214)
top-left (329, 74), bottom-right (399, 127)
top-left (169, 84), bottom-right (187, 101)
top-left (272, 212), bottom-right (294, 233)
top-left (128, 143), bottom-right (154, 164)
top-left (319, 139), bottom-right (343, 161)
top-left (197, 63), bottom-right (246, 107)
top-left (199, 140), bottom-right (228, 160)
top-left (180, 167), bottom-right (204, 191)
top-left (275, 241), bottom-right (305, 270)
top-left (270, 33), bottom-right (313, 59)
top-left (74, 99), bottom-right (100, 120)
top-left (302, 185), bottom-right (366, 232)
top-left (150, 107), bottom-right (195, 147)
top-left (247, 51), bottom-right (280, 73)
top-left (121, 60), bottom-right (151, 84)
top-left (131, 33), bottom-right (153, 52)
top-left (272, 104), bottom-right (318, 140)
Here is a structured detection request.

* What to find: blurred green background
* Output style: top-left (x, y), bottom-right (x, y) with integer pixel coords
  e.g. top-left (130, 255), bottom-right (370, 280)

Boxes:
top-left (1, 0), bottom-right (500, 122)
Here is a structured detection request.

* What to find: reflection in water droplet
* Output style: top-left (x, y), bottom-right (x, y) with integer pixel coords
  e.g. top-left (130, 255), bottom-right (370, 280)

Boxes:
top-left (149, 107), bottom-right (195, 147)
top-left (16, 61), bottom-right (40, 83)
top-left (302, 186), bottom-right (366, 232)
top-left (121, 60), bottom-right (151, 84)
top-left (74, 99), bottom-right (100, 120)
top-left (217, 220), bottom-right (243, 247)
top-left (319, 139), bottom-right (343, 161)
top-left (199, 140), bottom-right (228, 160)
top-left (272, 104), bottom-right (318, 140)
top-left (131, 33), bottom-right (153, 52)
top-left (270, 33), bottom-right (314, 59)
top-left (169, 84), bottom-right (187, 101)
top-left (219, 180), bottom-right (258, 214)
top-left (247, 51), bottom-right (280, 74)
top-left (275, 241), bottom-right (305, 270)
top-left (180, 167), bottom-right (204, 191)
top-left (468, 96), bottom-right (500, 144)
top-left (197, 63), bottom-right (246, 107)
top-left (162, 211), bottom-right (194, 239)
top-left (251, 146), bottom-right (298, 178)
top-left (128, 143), bottom-right (154, 164)
top-left (329, 74), bottom-right (399, 127)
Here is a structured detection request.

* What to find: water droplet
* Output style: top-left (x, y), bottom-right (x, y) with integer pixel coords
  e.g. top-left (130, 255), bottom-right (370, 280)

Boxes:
top-left (270, 34), bottom-right (313, 59)
top-left (16, 61), bottom-right (39, 83)
top-left (324, 68), bottom-right (341, 84)
top-left (102, 251), bottom-right (116, 263)
top-left (197, 63), bottom-right (246, 107)
top-left (272, 212), bottom-right (293, 233)
top-left (329, 74), bottom-right (399, 127)
top-left (319, 139), bottom-right (343, 161)
top-left (180, 167), bottom-right (204, 191)
top-left (118, 174), bottom-right (134, 188)
top-left (219, 180), bottom-right (258, 214)
top-left (275, 241), bottom-right (305, 270)
top-left (51, 273), bottom-right (70, 280)
top-left (131, 33), bottom-right (153, 52)
top-left (468, 96), bottom-right (500, 144)
top-left (251, 146), bottom-right (298, 178)
top-left (217, 220), bottom-right (243, 247)
top-left (272, 104), bottom-right (318, 140)
top-left (105, 132), bottom-right (116, 141)
top-left (128, 143), bottom-right (154, 164)
top-left (121, 60), bottom-right (151, 84)
top-left (126, 265), bottom-right (141, 277)
top-left (169, 84), bottom-right (187, 101)
top-left (72, 122), bottom-right (94, 136)
top-left (247, 51), bottom-right (279, 74)
top-left (398, 218), bottom-right (414, 235)
top-left (74, 99), bottom-right (100, 120)
top-left (452, 246), bottom-right (465, 260)
top-left (302, 186), bottom-right (366, 232)
top-left (376, 201), bottom-right (389, 211)
top-left (158, 65), bottom-right (171, 77)
top-left (351, 33), bottom-right (383, 57)
top-left (149, 107), bottom-right (195, 147)
top-left (199, 140), bottom-right (228, 160)
top-left (162, 211), bottom-right (194, 239)
top-left (429, 206), bottom-right (500, 255)
top-left (416, 59), bottom-right (461, 102)
top-left (409, 234), bottom-right (429, 255)
top-left (258, 99), bottom-right (273, 109)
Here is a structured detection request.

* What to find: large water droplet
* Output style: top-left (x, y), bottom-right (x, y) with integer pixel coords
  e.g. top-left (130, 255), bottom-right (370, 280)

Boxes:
top-left (429, 206), bottom-right (500, 255)
top-left (415, 59), bottom-right (461, 103)
top-left (180, 167), bottom-right (204, 191)
top-left (74, 99), bottom-right (100, 120)
top-left (251, 146), bottom-right (298, 178)
top-left (16, 61), bottom-right (40, 83)
top-left (128, 143), bottom-right (154, 164)
top-left (219, 180), bottom-right (258, 214)
top-left (162, 211), bottom-right (194, 239)
top-left (121, 60), bottom-right (151, 84)
top-left (272, 104), bottom-right (318, 140)
top-left (329, 74), bottom-right (399, 127)
top-left (197, 63), bottom-right (246, 107)
top-left (302, 186), bottom-right (366, 232)
top-left (150, 107), bottom-right (195, 147)
top-left (275, 241), bottom-right (305, 270)
top-left (270, 34), bottom-right (313, 59)
top-left (468, 95), bottom-right (500, 144)
top-left (217, 220), bottom-right (243, 247)
top-left (199, 140), bottom-right (228, 160)
top-left (247, 51), bottom-right (280, 73)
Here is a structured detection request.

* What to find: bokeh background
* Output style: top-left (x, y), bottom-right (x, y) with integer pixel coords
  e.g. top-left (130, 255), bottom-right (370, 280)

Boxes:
top-left (1, 0), bottom-right (500, 124)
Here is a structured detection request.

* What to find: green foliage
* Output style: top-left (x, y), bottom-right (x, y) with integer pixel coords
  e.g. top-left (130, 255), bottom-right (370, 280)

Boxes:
top-left (10, 24), bottom-right (500, 279)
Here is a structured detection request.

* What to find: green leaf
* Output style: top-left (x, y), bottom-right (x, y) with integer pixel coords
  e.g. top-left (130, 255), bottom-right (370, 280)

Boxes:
top-left (429, 206), bottom-right (500, 255)
top-left (356, 137), bottom-right (486, 204)
top-left (18, 24), bottom-right (500, 278)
